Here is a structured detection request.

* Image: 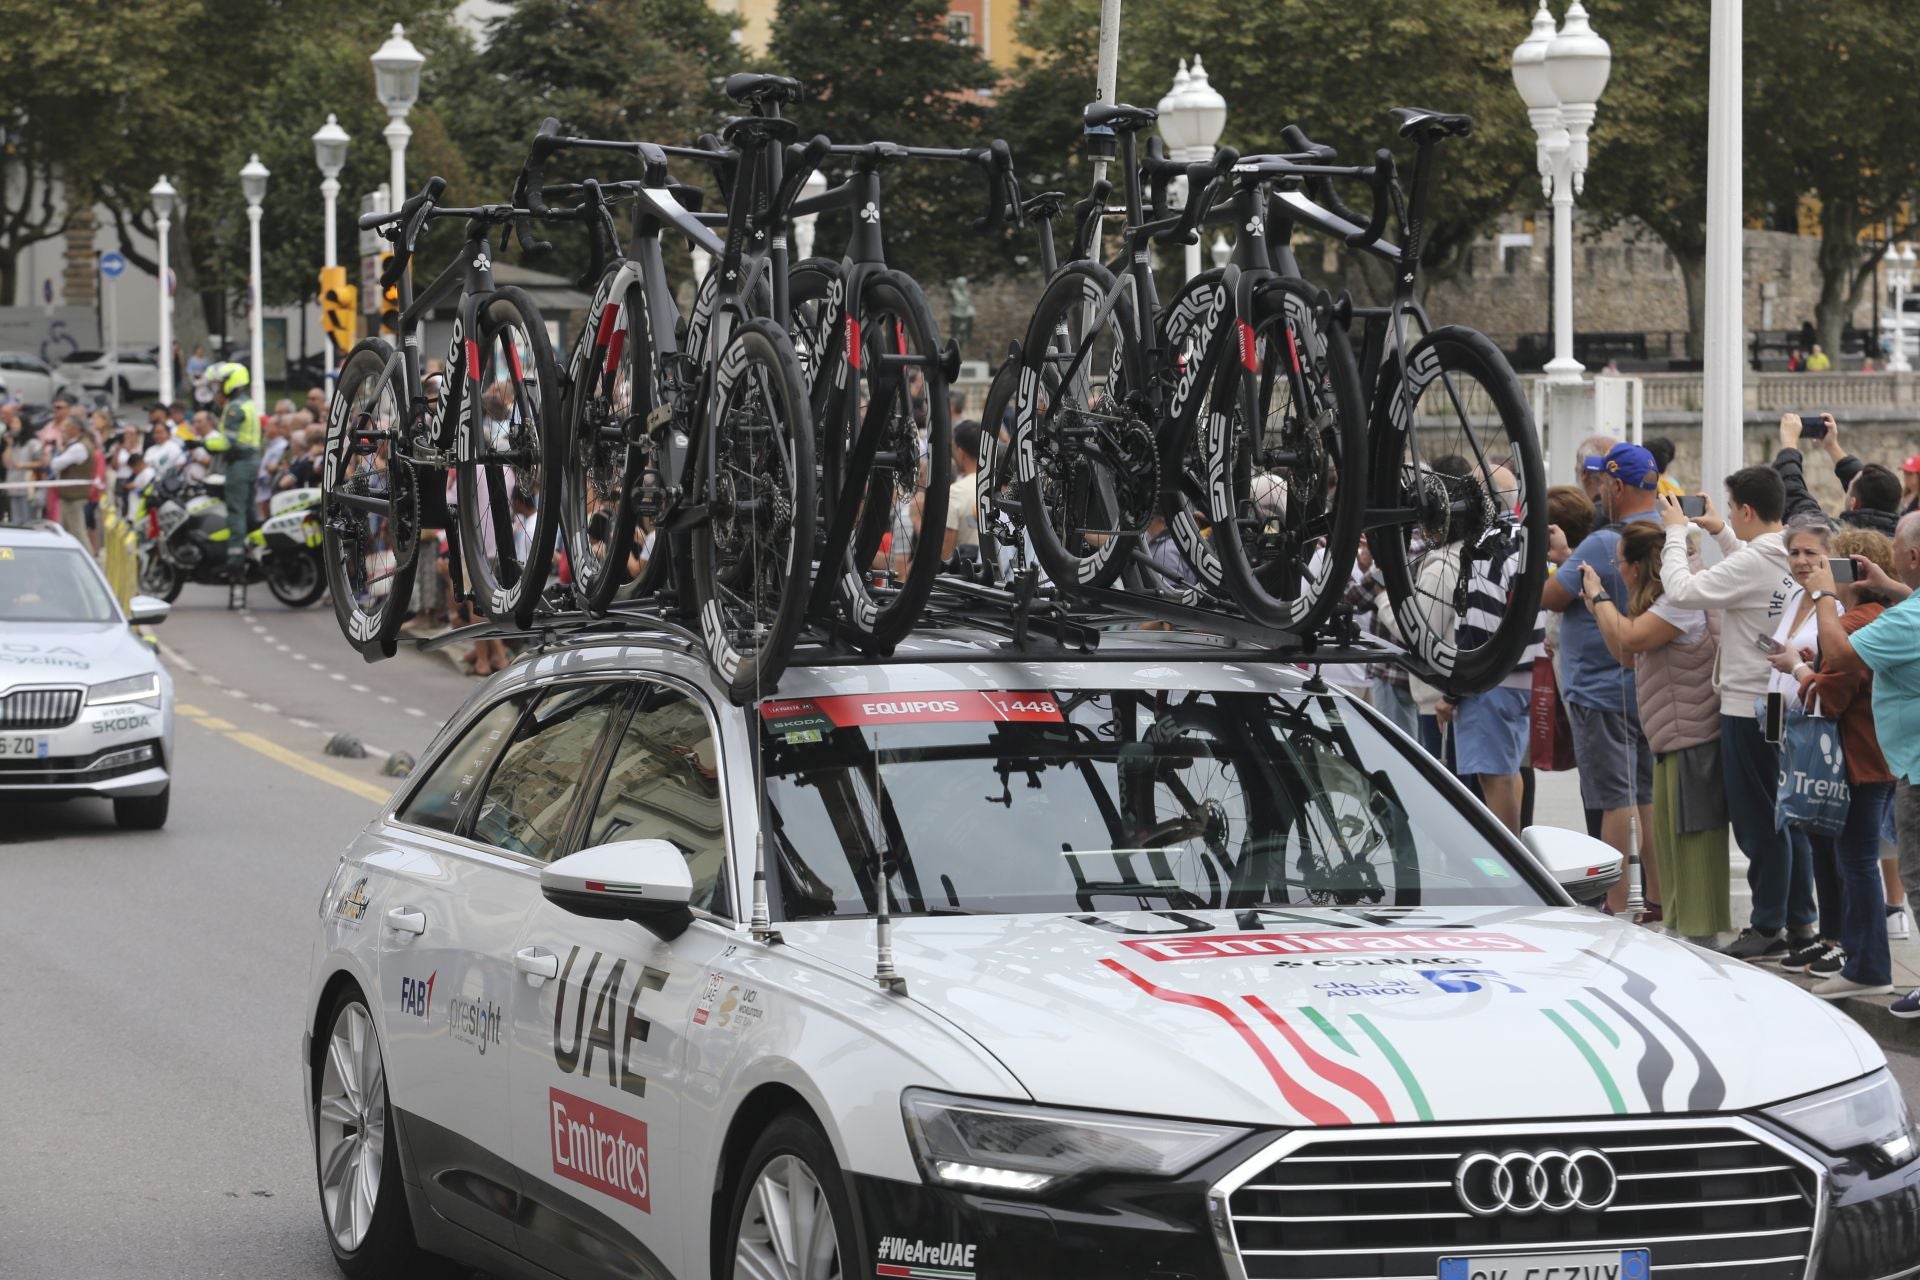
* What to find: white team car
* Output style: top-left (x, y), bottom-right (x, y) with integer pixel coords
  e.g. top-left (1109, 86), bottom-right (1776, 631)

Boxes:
top-left (302, 624), bottom-right (1920, 1280)
top-left (0, 521), bottom-right (174, 827)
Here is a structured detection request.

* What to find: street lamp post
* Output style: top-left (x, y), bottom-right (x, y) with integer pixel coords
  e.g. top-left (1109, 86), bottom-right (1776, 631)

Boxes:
top-left (240, 154), bottom-right (269, 402)
top-left (1157, 56), bottom-right (1228, 281)
top-left (1888, 243), bottom-right (1916, 374)
top-left (372, 24), bottom-right (424, 210)
top-left (150, 176), bottom-right (177, 405)
top-left (793, 169), bottom-right (829, 261)
top-left (1513, 0), bottom-right (1610, 387)
top-left (313, 114), bottom-right (350, 379)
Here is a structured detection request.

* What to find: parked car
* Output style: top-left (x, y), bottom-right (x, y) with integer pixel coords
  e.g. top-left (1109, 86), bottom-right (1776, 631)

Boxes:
top-left (57, 346), bottom-right (163, 399)
top-left (0, 351), bottom-right (72, 406)
top-left (301, 620), bottom-right (1920, 1280)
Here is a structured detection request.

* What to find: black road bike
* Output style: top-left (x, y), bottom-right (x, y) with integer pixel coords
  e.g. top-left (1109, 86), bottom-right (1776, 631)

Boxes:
top-left (786, 138), bottom-right (1013, 650)
top-left (517, 95), bottom-right (822, 702)
top-left (323, 180), bottom-right (564, 657)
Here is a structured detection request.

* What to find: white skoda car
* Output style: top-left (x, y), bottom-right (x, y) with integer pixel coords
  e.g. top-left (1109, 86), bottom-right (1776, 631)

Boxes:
top-left (302, 625), bottom-right (1920, 1280)
top-left (0, 522), bottom-right (174, 827)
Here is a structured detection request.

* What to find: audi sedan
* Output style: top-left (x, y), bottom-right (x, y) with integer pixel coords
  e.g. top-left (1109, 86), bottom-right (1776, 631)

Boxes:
top-left (301, 624), bottom-right (1920, 1280)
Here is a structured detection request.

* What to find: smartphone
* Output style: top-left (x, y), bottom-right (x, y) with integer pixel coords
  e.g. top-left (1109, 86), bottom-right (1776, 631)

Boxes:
top-left (1830, 556), bottom-right (1858, 584)
top-left (1799, 414), bottom-right (1830, 440)
top-left (1755, 633), bottom-right (1785, 656)
top-left (1765, 691), bottom-right (1787, 744)
top-left (1679, 494), bottom-right (1708, 518)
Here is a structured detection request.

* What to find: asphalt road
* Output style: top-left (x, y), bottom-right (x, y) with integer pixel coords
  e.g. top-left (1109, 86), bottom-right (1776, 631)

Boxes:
top-left (3, 582), bottom-right (1920, 1278)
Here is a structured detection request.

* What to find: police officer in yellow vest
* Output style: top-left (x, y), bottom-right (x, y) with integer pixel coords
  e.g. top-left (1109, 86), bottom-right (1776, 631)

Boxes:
top-left (200, 361), bottom-right (262, 576)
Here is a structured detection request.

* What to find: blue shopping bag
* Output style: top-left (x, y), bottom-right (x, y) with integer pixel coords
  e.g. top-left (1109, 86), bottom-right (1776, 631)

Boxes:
top-left (1776, 694), bottom-right (1850, 838)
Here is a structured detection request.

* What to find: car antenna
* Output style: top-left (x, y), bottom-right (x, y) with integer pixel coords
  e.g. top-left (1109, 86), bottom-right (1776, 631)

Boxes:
top-left (749, 552), bottom-right (780, 947)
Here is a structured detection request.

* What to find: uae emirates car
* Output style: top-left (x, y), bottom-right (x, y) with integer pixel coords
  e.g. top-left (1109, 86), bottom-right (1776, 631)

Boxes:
top-left (301, 621), bottom-right (1920, 1280)
top-left (0, 521), bottom-right (174, 828)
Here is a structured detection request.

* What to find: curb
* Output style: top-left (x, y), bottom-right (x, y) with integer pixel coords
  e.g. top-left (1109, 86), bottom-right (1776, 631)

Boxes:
top-left (1779, 967), bottom-right (1920, 1048)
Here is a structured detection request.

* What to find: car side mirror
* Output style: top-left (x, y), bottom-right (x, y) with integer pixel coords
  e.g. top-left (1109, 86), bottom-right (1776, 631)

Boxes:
top-left (1521, 825), bottom-right (1623, 905)
top-left (128, 594), bottom-right (171, 626)
top-left (541, 839), bottom-right (694, 939)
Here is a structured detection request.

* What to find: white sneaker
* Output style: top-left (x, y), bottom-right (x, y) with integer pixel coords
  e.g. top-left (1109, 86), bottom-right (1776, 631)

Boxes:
top-left (1812, 974), bottom-right (1895, 1000)
top-left (1887, 906), bottom-right (1911, 941)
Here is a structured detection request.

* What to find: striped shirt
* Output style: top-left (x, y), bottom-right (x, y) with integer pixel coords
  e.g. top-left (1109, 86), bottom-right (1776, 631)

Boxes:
top-left (1456, 541), bottom-right (1547, 691)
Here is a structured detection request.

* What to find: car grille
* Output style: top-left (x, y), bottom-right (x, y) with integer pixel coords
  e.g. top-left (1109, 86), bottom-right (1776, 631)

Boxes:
top-left (0, 687), bottom-right (84, 729)
top-left (1217, 1120), bottom-right (1822, 1280)
top-left (0, 740), bottom-right (160, 786)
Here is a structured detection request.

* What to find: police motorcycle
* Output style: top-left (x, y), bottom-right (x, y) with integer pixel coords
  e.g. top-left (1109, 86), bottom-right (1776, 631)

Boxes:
top-left (132, 460), bottom-right (326, 607)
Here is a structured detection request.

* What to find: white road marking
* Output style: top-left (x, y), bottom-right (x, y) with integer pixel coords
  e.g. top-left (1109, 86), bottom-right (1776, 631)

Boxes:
top-left (378, 695), bottom-right (396, 704)
top-left (225, 687), bottom-right (245, 699)
top-left (291, 653), bottom-right (306, 661)
top-left (308, 662), bottom-right (326, 671)
top-left (250, 625), bottom-right (266, 635)
top-left (275, 644), bottom-right (289, 652)
top-left (329, 672), bottom-right (347, 682)
top-left (254, 703), bottom-right (279, 714)
top-left (289, 717), bottom-right (319, 730)
top-left (405, 707), bottom-right (426, 718)
top-left (350, 683), bottom-right (370, 693)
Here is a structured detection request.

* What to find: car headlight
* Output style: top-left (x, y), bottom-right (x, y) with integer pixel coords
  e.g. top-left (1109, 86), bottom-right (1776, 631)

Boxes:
top-left (1764, 1069), bottom-right (1918, 1172)
top-left (901, 1090), bottom-right (1248, 1196)
top-left (87, 674), bottom-right (161, 709)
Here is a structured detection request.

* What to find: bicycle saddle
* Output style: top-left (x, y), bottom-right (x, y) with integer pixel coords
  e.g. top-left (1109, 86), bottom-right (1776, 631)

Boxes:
top-left (724, 72), bottom-right (803, 106)
top-left (1022, 191), bottom-right (1068, 220)
top-left (721, 114), bottom-right (801, 148)
top-left (1083, 102), bottom-right (1159, 134)
top-left (1389, 107), bottom-right (1474, 142)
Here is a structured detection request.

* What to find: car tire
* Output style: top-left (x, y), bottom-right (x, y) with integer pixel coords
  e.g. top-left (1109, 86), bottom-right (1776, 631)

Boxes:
top-left (311, 987), bottom-right (447, 1278)
top-left (113, 785), bottom-right (168, 830)
top-left (722, 1112), bottom-right (862, 1280)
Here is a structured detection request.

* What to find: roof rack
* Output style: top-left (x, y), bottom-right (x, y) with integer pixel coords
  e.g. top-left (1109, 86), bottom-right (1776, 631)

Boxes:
top-left (418, 568), bottom-right (1423, 679)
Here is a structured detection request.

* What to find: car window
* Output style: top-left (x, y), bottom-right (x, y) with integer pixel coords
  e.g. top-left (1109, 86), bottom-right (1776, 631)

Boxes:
top-left (584, 682), bottom-right (730, 915)
top-left (761, 688), bottom-right (1548, 920)
top-left (1, 546), bottom-right (117, 622)
top-left (470, 683), bottom-right (624, 862)
top-left (396, 697), bottom-right (527, 834)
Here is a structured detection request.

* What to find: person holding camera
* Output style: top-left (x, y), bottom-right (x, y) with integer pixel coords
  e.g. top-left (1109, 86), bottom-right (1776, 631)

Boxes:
top-left (1775, 413), bottom-right (1902, 534)
top-left (1658, 466), bottom-right (1801, 959)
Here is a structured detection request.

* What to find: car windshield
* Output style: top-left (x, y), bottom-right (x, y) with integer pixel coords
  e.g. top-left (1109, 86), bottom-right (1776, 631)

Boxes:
top-left (760, 687), bottom-right (1548, 921)
top-left (0, 546), bottom-right (118, 622)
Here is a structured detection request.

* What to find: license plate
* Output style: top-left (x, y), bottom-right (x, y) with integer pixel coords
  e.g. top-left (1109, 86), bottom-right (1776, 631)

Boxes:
top-left (1439, 1250), bottom-right (1649, 1280)
top-left (0, 734), bottom-right (50, 759)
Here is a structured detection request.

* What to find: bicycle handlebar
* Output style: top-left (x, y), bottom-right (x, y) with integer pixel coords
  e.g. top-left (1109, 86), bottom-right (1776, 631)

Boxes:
top-left (771, 134), bottom-right (833, 229)
top-left (1274, 124), bottom-right (1396, 249)
top-left (1152, 147), bottom-right (1239, 247)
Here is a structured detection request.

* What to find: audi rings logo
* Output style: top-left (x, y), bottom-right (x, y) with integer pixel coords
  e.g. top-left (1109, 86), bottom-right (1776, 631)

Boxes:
top-left (1453, 1148), bottom-right (1617, 1216)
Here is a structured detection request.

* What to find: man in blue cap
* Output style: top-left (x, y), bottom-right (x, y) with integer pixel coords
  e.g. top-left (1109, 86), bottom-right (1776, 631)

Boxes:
top-left (1542, 441), bottom-right (1665, 916)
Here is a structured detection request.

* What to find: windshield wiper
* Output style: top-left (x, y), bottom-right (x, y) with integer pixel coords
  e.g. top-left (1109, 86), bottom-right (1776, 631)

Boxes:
top-left (1074, 881), bottom-right (1209, 910)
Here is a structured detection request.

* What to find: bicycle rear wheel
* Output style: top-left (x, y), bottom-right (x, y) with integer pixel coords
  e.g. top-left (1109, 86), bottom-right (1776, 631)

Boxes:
top-left (1012, 261), bottom-right (1153, 593)
top-left (1368, 325), bottom-right (1546, 696)
top-left (1208, 278), bottom-right (1367, 632)
top-left (974, 356), bottom-right (1024, 577)
top-left (690, 318), bottom-right (817, 704)
top-left (321, 337), bottom-right (419, 660)
top-left (456, 286), bottom-right (565, 629)
top-left (562, 266), bottom-right (658, 612)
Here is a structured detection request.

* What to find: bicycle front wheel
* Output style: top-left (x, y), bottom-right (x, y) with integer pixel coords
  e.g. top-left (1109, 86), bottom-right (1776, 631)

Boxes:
top-left (1012, 261), bottom-right (1153, 593)
top-left (1369, 325), bottom-right (1546, 696)
top-left (1208, 278), bottom-right (1367, 632)
top-left (456, 286), bottom-right (565, 629)
top-left (321, 337), bottom-right (419, 661)
top-left (690, 318), bottom-right (817, 704)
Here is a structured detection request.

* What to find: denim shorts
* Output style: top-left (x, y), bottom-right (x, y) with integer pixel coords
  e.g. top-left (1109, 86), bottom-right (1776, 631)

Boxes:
top-left (1454, 686), bottom-right (1531, 777)
top-left (1568, 701), bottom-right (1655, 811)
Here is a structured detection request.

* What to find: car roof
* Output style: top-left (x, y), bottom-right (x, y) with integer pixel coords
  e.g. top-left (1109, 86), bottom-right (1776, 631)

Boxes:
top-left (0, 521), bottom-right (91, 550)
top-left (487, 617), bottom-right (1321, 707)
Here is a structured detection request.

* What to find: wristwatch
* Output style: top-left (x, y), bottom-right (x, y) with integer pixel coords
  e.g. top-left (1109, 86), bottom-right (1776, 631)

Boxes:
top-left (1809, 590), bottom-right (1835, 605)
top-left (1588, 592), bottom-right (1612, 606)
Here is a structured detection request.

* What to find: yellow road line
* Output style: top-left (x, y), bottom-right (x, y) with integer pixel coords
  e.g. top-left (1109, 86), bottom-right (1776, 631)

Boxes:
top-left (225, 730), bottom-right (393, 805)
top-left (176, 703), bottom-right (206, 716)
top-left (195, 716), bottom-right (237, 731)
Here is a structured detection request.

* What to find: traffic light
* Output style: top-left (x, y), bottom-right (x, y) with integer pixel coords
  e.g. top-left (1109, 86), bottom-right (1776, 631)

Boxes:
top-left (319, 265), bottom-right (357, 353)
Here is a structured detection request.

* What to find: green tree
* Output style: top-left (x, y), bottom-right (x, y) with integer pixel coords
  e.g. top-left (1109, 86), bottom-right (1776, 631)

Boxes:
top-left (1576, 0), bottom-right (1711, 359)
top-left (1748, 0), bottom-right (1920, 356)
top-left (770, 0), bottom-right (996, 281)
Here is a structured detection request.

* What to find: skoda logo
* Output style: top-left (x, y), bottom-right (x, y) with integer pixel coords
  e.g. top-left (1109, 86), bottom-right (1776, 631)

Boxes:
top-left (1453, 1148), bottom-right (1617, 1216)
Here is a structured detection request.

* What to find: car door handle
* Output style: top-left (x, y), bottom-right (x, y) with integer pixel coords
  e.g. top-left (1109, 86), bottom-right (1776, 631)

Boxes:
top-left (516, 947), bottom-right (560, 985)
top-left (385, 907), bottom-right (427, 936)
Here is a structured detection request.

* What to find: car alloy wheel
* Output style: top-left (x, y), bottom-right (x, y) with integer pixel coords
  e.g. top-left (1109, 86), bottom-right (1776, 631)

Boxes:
top-left (734, 1153), bottom-right (843, 1280)
top-left (316, 1000), bottom-right (387, 1252)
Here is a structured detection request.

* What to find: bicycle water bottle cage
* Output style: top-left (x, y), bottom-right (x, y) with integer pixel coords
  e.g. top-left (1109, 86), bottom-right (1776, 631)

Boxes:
top-left (723, 72), bottom-right (803, 107)
top-left (1388, 107), bottom-right (1474, 142)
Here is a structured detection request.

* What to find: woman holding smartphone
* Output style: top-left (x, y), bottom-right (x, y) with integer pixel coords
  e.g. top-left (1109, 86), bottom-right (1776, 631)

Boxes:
top-left (1582, 524), bottom-right (1727, 943)
top-left (1769, 529), bottom-right (1900, 998)
top-left (1766, 516), bottom-right (1842, 974)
